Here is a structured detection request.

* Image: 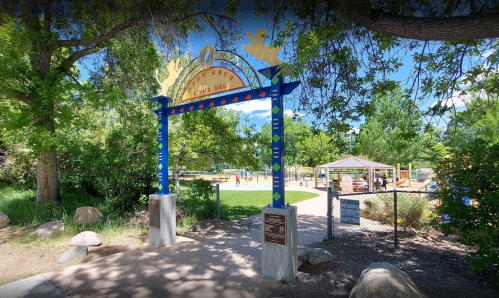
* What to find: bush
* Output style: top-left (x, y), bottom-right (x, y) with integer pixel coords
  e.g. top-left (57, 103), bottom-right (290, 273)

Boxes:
top-left (0, 143), bottom-right (36, 188)
top-left (362, 193), bottom-right (431, 230)
top-left (436, 139), bottom-right (499, 287)
top-left (183, 179), bottom-right (216, 220)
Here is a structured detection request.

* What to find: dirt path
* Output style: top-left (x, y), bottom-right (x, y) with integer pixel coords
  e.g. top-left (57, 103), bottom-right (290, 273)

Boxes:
top-left (0, 227), bottom-right (147, 286)
top-left (1, 220), bottom-right (497, 297)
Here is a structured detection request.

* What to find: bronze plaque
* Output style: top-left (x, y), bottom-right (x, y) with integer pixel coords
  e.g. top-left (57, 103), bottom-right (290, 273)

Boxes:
top-left (264, 213), bottom-right (286, 246)
top-left (149, 199), bottom-right (160, 229)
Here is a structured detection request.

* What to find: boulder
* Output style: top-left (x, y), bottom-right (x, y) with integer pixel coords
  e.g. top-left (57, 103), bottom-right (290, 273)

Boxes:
top-left (58, 246), bottom-right (88, 264)
top-left (306, 248), bottom-right (333, 265)
top-left (349, 262), bottom-right (428, 298)
top-left (74, 207), bottom-right (103, 225)
top-left (69, 231), bottom-right (102, 246)
top-left (33, 221), bottom-right (65, 239)
top-left (0, 212), bottom-right (9, 228)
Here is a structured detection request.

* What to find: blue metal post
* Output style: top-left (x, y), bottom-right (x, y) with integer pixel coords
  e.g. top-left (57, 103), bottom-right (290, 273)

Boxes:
top-left (269, 66), bottom-right (285, 207)
top-left (157, 96), bottom-right (169, 194)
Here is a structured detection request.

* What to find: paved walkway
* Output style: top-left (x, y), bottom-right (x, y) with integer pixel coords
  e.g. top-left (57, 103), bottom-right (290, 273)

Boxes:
top-left (0, 184), bottom-right (358, 298)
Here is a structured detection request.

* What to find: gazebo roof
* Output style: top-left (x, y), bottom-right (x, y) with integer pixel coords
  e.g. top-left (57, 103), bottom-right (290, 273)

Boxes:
top-left (316, 157), bottom-right (394, 170)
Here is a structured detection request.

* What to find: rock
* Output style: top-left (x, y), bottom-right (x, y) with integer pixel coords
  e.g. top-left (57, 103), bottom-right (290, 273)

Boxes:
top-left (349, 262), bottom-right (429, 298)
top-left (69, 231), bottom-right (102, 246)
top-left (0, 212), bottom-right (9, 228)
top-left (57, 246), bottom-right (88, 264)
top-left (306, 248), bottom-right (333, 265)
top-left (74, 206), bottom-right (103, 225)
top-left (33, 221), bottom-right (65, 239)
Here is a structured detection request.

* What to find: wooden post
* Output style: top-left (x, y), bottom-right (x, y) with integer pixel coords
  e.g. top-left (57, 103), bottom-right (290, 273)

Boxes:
top-left (337, 169), bottom-right (340, 190)
top-left (409, 163), bottom-right (412, 188)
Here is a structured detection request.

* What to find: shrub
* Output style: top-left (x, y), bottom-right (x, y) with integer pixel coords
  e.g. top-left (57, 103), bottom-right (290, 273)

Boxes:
top-left (362, 193), bottom-right (431, 230)
top-left (183, 179), bottom-right (216, 220)
top-left (436, 139), bottom-right (499, 287)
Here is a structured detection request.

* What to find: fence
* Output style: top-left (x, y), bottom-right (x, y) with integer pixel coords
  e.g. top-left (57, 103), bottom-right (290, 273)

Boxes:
top-left (327, 189), bottom-right (439, 247)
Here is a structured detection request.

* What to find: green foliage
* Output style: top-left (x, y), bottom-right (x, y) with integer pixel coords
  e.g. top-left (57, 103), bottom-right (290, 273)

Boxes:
top-left (0, 181), bottom-right (139, 243)
top-left (259, 116), bottom-right (337, 167)
top-left (0, 0), bottom-right (241, 203)
top-left (352, 88), bottom-right (434, 167)
top-left (362, 193), bottom-right (431, 230)
top-left (55, 99), bottom-right (158, 213)
top-left (0, 142), bottom-right (36, 188)
top-left (436, 139), bottom-right (499, 286)
top-left (183, 179), bottom-right (216, 220)
top-left (446, 98), bottom-right (499, 149)
top-left (169, 108), bottom-right (260, 202)
top-left (0, 181), bottom-right (100, 225)
top-left (295, 131), bottom-right (339, 167)
top-left (253, 0), bottom-right (499, 144)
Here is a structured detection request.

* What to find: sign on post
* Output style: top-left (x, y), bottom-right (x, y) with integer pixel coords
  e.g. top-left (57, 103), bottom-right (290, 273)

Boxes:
top-left (340, 199), bottom-right (360, 225)
top-left (264, 213), bottom-right (286, 246)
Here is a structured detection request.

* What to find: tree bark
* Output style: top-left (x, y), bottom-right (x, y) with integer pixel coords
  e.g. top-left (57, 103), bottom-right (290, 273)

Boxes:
top-left (36, 146), bottom-right (60, 204)
top-left (174, 137), bottom-right (188, 205)
top-left (345, 9), bottom-right (499, 41)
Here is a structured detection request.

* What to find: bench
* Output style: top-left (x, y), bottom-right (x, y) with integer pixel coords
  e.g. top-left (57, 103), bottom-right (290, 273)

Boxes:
top-left (212, 177), bottom-right (229, 182)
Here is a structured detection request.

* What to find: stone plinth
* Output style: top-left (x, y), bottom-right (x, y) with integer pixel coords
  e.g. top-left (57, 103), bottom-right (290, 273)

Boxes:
top-left (262, 205), bottom-right (297, 281)
top-left (148, 194), bottom-right (176, 247)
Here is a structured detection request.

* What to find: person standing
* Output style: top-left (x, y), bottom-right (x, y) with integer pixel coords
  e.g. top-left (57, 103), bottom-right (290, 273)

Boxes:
top-left (235, 174), bottom-right (240, 186)
top-left (382, 174), bottom-right (387, 190)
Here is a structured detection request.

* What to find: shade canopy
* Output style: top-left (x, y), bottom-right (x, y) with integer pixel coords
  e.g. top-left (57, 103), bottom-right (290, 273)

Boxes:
top-left (316, 157), bottom-right (396, 191)
top-left (317, 157), bottom-right (394, 170)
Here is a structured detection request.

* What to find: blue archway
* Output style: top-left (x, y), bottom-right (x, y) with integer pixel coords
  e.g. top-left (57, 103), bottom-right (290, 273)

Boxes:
top-left (150, 47), bottom-right (299, 208)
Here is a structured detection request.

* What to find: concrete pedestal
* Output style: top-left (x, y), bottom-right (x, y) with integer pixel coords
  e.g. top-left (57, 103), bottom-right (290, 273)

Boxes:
top-left (148, 194), bottom-right (176, 246)
top-left (262, 205), bottom-right (297, 281)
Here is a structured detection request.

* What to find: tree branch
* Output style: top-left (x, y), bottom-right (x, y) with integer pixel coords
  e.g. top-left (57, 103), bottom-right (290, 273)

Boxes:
top-left (57, 45), bottom-right (104, 74)
top-left (346, 9), bottom-right (499, 41)
top-left (0, 90), bottom-right (35, 106)
top-left (43, 0), bottom-right (52, 33)
top-left (57, 17), bottom-right (138, 48)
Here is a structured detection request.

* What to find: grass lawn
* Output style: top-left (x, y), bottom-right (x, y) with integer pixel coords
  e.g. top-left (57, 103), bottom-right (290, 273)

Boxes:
top-left (1, 181), bottom-right (319, 229)
top-left (219, 191), bottom-right (318, 220)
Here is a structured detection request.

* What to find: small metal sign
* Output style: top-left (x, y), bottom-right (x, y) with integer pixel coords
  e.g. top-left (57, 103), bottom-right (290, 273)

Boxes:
top-left (340, 199), bottom-right (360, 225)
top-left (264, 213), bottom-right (286, 246)
top-left (149, 199), bottom-right (160, 229)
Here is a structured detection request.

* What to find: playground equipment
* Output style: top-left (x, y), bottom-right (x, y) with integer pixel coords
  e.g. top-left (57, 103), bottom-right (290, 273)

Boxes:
top-left (396, 177), bottom-right (408, 187)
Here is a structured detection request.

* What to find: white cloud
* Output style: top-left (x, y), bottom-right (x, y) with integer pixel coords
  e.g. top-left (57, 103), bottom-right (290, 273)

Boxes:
top-left (347, 127), bottom-right (360, 135)
top-left (251, 111), bottom-right (272, 119)
top-left (224, 99), bottom-right (271, 114)
top-left (432, 91), bottom-right (471, 109)
top-left (284, 110), bottom-right (306, 118)
top-left (483, 49), bottom-right (495, 58)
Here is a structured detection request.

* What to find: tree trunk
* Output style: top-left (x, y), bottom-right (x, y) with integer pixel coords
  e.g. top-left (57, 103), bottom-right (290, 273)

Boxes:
top-left (174, 137), bottom-right (187, 205)
top-left (174, 157), bottom-right (182, 204)
top-left (36, 145), bottom-right (60, 204)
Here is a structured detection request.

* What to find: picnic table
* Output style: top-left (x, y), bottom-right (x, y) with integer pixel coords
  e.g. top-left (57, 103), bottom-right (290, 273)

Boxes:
top-left (212, 177), bottom-right (229, 182)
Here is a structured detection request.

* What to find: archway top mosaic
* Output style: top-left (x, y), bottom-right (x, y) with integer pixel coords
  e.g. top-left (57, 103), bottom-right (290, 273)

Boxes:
top-left (154, 28), bottom-right (287, 108)
top-left (166, 49), bottom-right (263, 107)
